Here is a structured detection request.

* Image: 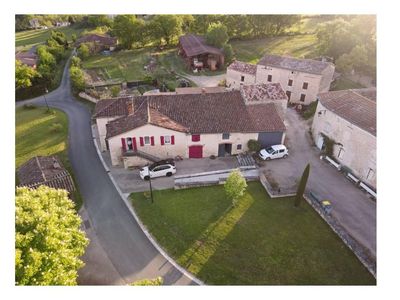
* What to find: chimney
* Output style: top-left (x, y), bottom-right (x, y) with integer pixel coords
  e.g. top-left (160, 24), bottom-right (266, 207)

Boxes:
top-left (127, 99), bottom-right (134, 115)
top-left (53, 158), bottom-right (61, 169)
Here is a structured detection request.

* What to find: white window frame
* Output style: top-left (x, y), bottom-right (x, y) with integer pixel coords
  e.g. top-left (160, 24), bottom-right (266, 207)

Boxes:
top-left (144, 136), bottom-right (151, 145)
top-left (164, 135), bottom-right (171, 145)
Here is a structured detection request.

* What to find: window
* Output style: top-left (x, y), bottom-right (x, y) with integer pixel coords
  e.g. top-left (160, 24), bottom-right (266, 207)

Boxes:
top-left (279, 149), bottom-right (285, 153)
top-left (286, 91), bottom-right (291, 100)
top-left (302, 82), bottom-right (308, 90)
top-left (237, 144), bottom-right (242, 150)
top-left (222, 133), bottom-right (230, 140)
top-left (300, 94), bottom-right (306, 102)
top-left (126, 137), bottom-right (133, 150)
top-left (192, 134), bottom-right (200, 142)
top-left (144, 136), bottom-right (151, 145)
top-left (267, 75), bottom-right (272, 82)
top-left (164, 135), bottom-right (171, 144)
top-left (241, 75), bottom-right (245, 82)
top-left (288, 79), bottom-right (293, 86)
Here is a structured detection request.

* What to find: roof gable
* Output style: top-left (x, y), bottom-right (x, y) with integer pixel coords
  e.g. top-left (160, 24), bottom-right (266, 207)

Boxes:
top-left (179, 34), bottom-right (224, 57)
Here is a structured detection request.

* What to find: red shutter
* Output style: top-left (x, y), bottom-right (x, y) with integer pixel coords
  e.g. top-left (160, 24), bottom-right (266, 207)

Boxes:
top-left (121, 138), bottom-right (126, 151)
top-left (192, 134), bottom-right (200, 142)
top-left (133, 137), bottom-right (137, 150)
top-left (160, 136), bottom-right (165, 145)
top-left (151, 136), bottom-right (155, 146)
top-left (171, 135), bottom-right (175, 145)
top-left (140, 137), bottom-right (144, 146)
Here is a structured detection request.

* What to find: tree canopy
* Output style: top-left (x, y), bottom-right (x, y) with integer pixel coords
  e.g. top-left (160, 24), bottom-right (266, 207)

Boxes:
top-left (15, 60), bottom-right (39, 89)
top-left (148, 15), bottom-right (183, 46)
top-left (205, 22), bottom-right (229, 48)
top-left (224, 170), bottom-right (248, 207)
top-left (112, 15), bottom-right (145, 49)
top-left (15, 186), bottom-right (88, 285)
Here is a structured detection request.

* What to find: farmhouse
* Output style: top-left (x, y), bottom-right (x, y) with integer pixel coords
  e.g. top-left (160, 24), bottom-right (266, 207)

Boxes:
top-left (227, 54), bottom-right (335, 105)
top-left (17, 156), bottom-right (76, 194)
top-left (178, 34), bottom-right (225, 71)
top-left (75, 33), bottom-right (118, 52)
top-left (311, 88), bottom-right (376, 189)
top-left (93, 84), bottom-right (287, 168)
top-left (16, 51), bottom-right (38, 69)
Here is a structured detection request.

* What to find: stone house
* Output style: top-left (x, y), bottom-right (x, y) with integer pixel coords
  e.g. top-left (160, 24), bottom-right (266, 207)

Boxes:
top-left (311, 88), bottom-right (376, 189)
top-left (227, 54), bottom-right (335, 105)
top-left (93, 84), bottom-right (287, 168)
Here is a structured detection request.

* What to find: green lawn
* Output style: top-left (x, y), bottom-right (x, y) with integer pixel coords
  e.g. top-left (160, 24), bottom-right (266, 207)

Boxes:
top-left (131, 182), bottom-right (375, 285)
top-left (231, 34), bottom-right (319, 64)
top-left (15, 25), bottom-right (84, 51)
top-left (15, 106), bottom-right (82, 208)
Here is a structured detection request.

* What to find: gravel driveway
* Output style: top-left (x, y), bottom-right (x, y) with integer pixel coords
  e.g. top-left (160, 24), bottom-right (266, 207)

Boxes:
top-left (260, 107), bottom-right (376, 258)
top-left (181, 73), bottom-right (226, 87)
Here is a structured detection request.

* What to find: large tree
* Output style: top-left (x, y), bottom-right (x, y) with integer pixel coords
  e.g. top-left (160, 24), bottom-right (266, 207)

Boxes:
top-left (15, 60), bottom-right (39, 89)
top-left (15, 186), bottom-right (88, 285)
top-left (294, 164), bottom-right (311, 207)
top-left (148, 15), bottom-right (182, 46)
top-left (205, 22), bottom-right (229, 48)
top-left (112, 15), bottom-right (145, 49)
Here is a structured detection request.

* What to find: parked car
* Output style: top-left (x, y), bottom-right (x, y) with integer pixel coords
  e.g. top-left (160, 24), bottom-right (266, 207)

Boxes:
top-left (139, 161), bottom-right (176, 180)
top-left (259, 144), bottom-right (288, 160)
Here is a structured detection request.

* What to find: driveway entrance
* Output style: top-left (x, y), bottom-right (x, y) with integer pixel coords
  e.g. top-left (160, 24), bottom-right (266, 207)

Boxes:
top-left (218, 143), bottom-right (232, 157)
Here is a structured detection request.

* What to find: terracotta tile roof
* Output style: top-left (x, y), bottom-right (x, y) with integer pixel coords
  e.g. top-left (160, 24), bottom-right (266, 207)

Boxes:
top-left (93, 97), bottom-right (134, 118)
top-left (179, 34), bottom-right (224, 57)
top-left (16, 52), bottom-right (38, 67)
top-left (258, 54), bottom-right (333, 75)
top-left (17, 156), bottom-right (75, 193)
top-left (240, 83), bottom-right (288, 102)
top-left (175, 86), bottom-right (227, 94)
top-left (106, 90), bottom-right (286, 138)
top-left (228, 60), bottom-right (257, 75)
top-left (76, 34), bottom-right (117, 47)
top-left (318, 89), bottom-right (376, 136)
top-left (351, 88), bottom-right (376, 102)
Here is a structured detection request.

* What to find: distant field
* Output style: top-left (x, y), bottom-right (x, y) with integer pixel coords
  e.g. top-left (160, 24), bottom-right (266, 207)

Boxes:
top-left (231, 34), bottom-right (319, 64)
top-left (15, 25), bottom-right (84, 51)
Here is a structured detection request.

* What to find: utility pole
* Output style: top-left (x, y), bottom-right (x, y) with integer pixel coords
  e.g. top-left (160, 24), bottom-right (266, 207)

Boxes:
top-left (43, 87), bottom-right (49, 111)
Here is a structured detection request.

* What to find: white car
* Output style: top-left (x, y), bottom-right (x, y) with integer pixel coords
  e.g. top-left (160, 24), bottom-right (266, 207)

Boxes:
top-left (139, 161), bottom-right (176, 180)
top-left (259, 144), bottom-right (289, 161)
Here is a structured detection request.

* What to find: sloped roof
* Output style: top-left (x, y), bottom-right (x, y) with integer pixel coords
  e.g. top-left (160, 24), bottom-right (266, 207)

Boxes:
top-left (318, 89), bottom-right (376, 136)
top-left (228, 60), bottom-right (257, 75)
top-left (240, 83), bottom-right (288, 102)
top-left (106, 90), bottom-right (286, 138)
top-left (258, 54), bottom-right (333, 75)
top-left (93, 97), bottom-right (134, 118)
top-left (179, 34), bottom-right (224, 57)
top-left (16, 52), bottom-right (38, 67)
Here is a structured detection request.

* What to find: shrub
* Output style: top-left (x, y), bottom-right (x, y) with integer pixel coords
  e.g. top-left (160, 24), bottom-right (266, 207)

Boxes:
top-left (302, 101), bottom-right (318, 120)
top-left (110, 86), bottom-right (121, 97)
top-left (50, 123), bottom-right (63, 132)
top-left (247, 139), bottom-right (261, 152)
top-left (71, 56), bottom-right (82, 68)
top-left (210, 155), bottom-right (216, 160)
top-left (131, 277), bottom-right (163, 286)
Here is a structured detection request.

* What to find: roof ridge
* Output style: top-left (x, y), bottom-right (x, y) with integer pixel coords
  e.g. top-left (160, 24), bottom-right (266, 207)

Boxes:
top-left (350, 89), bottom-right (377, 105)
top-left (93, 98), bottom-right (119, 117)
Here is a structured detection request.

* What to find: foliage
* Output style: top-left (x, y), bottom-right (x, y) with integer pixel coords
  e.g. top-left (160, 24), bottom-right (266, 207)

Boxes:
top-left (112, 15), bottom-right (146, 49)
top-left (71, 56), bottom-right (81, 68)
top-left (320, 133), bottom-right (337, 157)
top-left (222, 43), bottom-right (234, 64)
top-left (294, 164), bottom-right (310, 207)
top-left (15, 60), bottom-right (39, 89)
top-left (131, 277), bottom-right (163, 286)
top-left (15, 186), bottom-right (88, 285)
top-left (71, 33), bottom-right (77, 43)
top-left (224, 170), bottom-right (248, 206)
top-left (110, 85), bottom-right (120, 97)
top-left (87, 15), bottom-right (112, 28)
top-left (247, 139), bottom-right (261, 152)
top-left (302, 101), bottom-right (318, 120)
top-left (205, 22), bottom-right (229, 48)
top-left (148, 15), bottom-right (182, 46)
top-left (69, 65), bottom-right (85, 91)
top-left (77, 43), bottom-right (90, 60)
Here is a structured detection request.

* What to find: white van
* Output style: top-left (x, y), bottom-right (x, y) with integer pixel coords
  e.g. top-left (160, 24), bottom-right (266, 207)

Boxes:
top-left (259, 144), bottom-right (289, 161)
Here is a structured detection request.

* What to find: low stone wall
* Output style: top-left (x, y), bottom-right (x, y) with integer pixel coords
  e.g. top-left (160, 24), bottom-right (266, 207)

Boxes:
top-left (79, 92), bottom-right (99, 104)
top-left (259, 173), bottom-right (376, 277)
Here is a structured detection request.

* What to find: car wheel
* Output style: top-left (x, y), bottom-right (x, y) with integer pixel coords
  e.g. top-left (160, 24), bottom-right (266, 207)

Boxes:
top-left (144, 176), bottom-right (150, 180)
top-left (166, 172), bottom-right (172, 177)
top-left (283, 154), bottom-right (288, 158)
top-left (266, 157), bottom-right (271, 161)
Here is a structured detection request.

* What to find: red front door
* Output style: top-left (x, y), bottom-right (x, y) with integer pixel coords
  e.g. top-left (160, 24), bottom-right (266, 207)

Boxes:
top-left (189, 145), bottom-right (203, 158)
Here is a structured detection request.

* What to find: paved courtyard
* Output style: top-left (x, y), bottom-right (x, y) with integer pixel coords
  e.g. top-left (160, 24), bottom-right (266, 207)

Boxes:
top-left (260, 107), bottom-right (376, 258)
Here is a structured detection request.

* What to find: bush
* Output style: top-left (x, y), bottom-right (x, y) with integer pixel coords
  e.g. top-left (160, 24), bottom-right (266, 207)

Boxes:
top-left (110, 85), bottom-right (121, 97)
top-left (50, 123), bottom-right (63, 132)
top-left (224, 170), bottom-right (247, 207)
top-left (210, 155), bottom-right (216, 160)
top-left (71, 56), bottom-right (82, 68)
top-left (247, 139), bottom-right (261, 152)
top-left (302, 101), bottom-right (318, 120)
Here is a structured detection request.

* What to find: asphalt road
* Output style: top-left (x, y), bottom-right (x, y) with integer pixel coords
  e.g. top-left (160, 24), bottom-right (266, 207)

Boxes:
top-left (16, 58), bottom-right (195, 285)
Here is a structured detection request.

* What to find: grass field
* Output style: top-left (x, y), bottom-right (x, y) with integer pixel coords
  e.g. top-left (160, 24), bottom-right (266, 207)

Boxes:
top-left (231, 34), bottom-right (319, 64)
top-left (15, 25), bottom-right (85, 51)
top-left (130, 182), bottom-right (375, 285)
top-left (15, 106), bottom-right (82, 208)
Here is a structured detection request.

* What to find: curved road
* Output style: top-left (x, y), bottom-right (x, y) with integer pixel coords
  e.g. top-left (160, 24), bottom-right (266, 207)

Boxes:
top-left (17, 58), bottom-right (195, 285)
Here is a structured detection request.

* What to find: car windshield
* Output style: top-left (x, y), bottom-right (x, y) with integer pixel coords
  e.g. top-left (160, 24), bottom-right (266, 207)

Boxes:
top-left (266, 147), bottom-right (274, 154)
